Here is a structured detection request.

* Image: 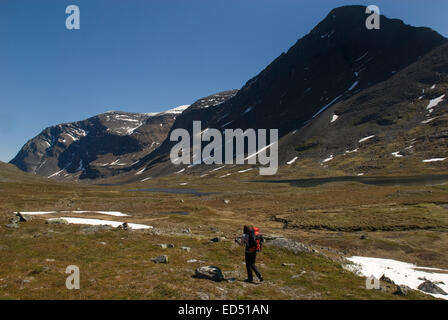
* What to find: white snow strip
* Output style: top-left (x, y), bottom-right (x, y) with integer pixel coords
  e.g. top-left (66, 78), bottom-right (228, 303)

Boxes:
top-left (47, 217), bottom-right (151, 230)
top-left (357, 173), bottom-right (364, 176)
top-left (427, 94), bottom-right (445, 109)
top-left (141, 177), bottom-right (152, 182)
top-left (312, 95), bottom-right (343, 118)
top-left (422, 158), bottom-right (447, 163)
top-left (48, 169), bottom-right (64, 178)
top-left (331, 114), bottom-right (339, 123)
top-left (359, 135), bottom-right (375, 143)
top-left (179, 182), bottom-right (188, 186)
top-left (391, 152), bottom-right (403, 158)
top-left (322, 155), bottom-right (334, 163)
top-left (199, 174), bottom-right (209, 178)
top-left (242, 106), bottom-right (255, 115)
top-left (244, 142), bottom-right (277, 161)
top-left (287, 157), bottom-right (298, 165)
top-left (421, 117), bottom-right (437, 124)
top-left (219, 173), bottom-right (232, 178)
top-left (17, 211), bottom-right (129, 217)
top-left (345, 148), bottom-right (358, 154)
top-left (348, 80), bottom-right (359, 91)
top-left (136, 168), bottom-right (146, 175)
top-left (431, 84), bottom-right (436, 90)
top-left (238, 168), bottom-right (253, 173)
top-left (346, 256), bottom-right (448, 300)
top-left (210, 165), bottom-right (226, 172)
top-left (176, 168), bottom-right (186, 174)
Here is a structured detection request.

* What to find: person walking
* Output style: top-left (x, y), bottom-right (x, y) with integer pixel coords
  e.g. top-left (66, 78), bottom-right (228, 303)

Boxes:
top-left (236, 225), bottom-right (264, 283)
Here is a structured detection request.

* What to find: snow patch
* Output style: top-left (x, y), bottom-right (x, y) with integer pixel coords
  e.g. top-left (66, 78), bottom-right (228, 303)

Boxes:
top-left (359, 135), bottom-right (375, 143)
top-left (346, 256), bottom-right (448, 300)
top-left (427, 94), bottom-right (445, 109)
top-left (331, 114), bottom-right (339, 123)
top-left (391, 152), bottom-right (403, 158)
top-left (287, 157), bottom-right (298, 165)
top-left (47, 217), bottom-right (151, 230)
top-left (422, 158), bottom-right (446, 163)
top-left (322, 155), bottom-right (334, 163)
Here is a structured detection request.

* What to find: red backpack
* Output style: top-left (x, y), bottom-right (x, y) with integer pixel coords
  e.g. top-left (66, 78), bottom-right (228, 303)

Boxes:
top-left (247, 227), bottom-right (264, 252)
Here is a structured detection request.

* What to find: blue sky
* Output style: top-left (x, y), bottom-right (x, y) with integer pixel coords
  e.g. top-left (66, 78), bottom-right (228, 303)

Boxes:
top-left (1, 0), bottom-right (447, 162)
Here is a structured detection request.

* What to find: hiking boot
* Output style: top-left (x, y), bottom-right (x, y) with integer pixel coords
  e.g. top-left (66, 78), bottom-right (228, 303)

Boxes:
top-left (259, 277), bottom-right (264, 282)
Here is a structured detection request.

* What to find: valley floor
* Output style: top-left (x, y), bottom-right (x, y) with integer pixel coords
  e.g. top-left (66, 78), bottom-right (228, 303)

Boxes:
top-left (1, 172), bottom-right (448, 299)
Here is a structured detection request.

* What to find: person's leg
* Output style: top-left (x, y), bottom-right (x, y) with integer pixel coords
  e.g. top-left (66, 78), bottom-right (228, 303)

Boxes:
top-left (245, 252), bottom-right (253, 281)
top-left (250, 252), bottom-right (263, 281)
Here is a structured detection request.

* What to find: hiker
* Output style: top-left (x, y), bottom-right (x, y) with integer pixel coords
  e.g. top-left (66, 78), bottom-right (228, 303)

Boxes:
top-left (236, 225), bottom-right (264, 283)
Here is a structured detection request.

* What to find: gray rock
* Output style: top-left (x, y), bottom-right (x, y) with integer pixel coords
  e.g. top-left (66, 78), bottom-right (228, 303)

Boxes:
top-left (152, 255), bottom-right (169, 264)
top-left (210, 237), bottom-right (225, 243)
top-left (197, 292), bottom-right (210, 300)
top-left (5, 223), bottom-right (19, 229)
top-left (417, 280), bottom-right (447, 295)
top-left (394, 285), bottom-right (410, 296)
top-left (269, 237), bottom-right (311, 254)
top-left (282, 263), bottom-right (295, 267)
top-left (360, 234), bottom-right (368, 240)
top-left (46, 219), bottom-right (68, 225)
top-left (223, 199), bottom-right (230, 204)
top-left (120, 222), bottom-right (130, 230)
top-left (15, 212), bottom-right (31, 222)
top-left (182, 228), bottom-right (192, 234)
top-left (380, 274), bottom-right (395, 285)
top-left (195, 266), bottom-right (224, 282)
top-left (168, 244), bottom-right (175, 248)
top-left (159, 244), bottom-right (168, 249)
top-left (181, 246), bottom-right (191, 252)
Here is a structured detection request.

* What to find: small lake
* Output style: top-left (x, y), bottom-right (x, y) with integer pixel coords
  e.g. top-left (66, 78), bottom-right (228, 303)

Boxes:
top-left (128, 188), bottom-right (216, 196)
top-left (253, 174), bottom-right (448, 188)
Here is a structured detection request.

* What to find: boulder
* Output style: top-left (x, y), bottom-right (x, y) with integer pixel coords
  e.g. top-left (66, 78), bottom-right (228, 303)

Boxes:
top-left (152, 255), bottom-right (168, 264)
top-left (195, 266), bottom-right (224, 282)
top-left (380, 274), bottom-right (395, 284)
top-left (159, 244), bottom-right (168, 249)
top-left (394, 285), bottom-right (410, 296)
top-left (210, 237), bottom-right (225, 243)
top-left (417, 280), bottom-right (447, 295)
top-left (168, 244), bottom-right (175, 248)
top-left (269, 237), bottom-right (312, 254)
top-left (5, 222), bottom-right (19, 229)
top-left (181, 246), bottom-right (191, 252)
top-left (223, 199), bottom-right (230, 204)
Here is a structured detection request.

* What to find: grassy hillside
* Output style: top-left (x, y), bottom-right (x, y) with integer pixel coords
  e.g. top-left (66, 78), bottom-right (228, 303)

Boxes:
top-left (1, 172), bottom-right (447, 299)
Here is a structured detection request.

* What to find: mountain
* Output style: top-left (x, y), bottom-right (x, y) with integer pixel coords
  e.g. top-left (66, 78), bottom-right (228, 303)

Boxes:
top-left (10, 106), bottom-right (190, 180)
top-left (124, 5), bottom-right (447, 179)
top-left (10, 5), bottom-right (448, 181)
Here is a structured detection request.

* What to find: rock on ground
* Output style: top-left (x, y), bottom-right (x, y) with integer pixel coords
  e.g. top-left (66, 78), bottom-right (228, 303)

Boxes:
top-left (195, 266), bottom-right (224, 282)
top-left (417, 280), bottom-right (447, 295)
top-left (269, 238), bottom-right (312, 254)
top-left (152, 255), bottom-right (169, 264)
top-left (394, 285), bottom-right (410, 296)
